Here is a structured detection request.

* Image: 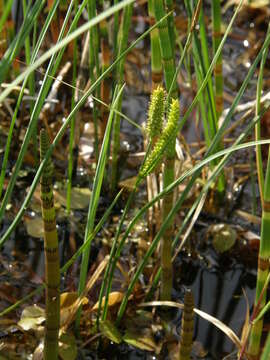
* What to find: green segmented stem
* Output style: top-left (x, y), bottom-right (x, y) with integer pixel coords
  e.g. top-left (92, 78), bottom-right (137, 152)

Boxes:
top-left (248, 146), bottom-right (270, 358)
top-left (164, 0), bottom-right (175, 57)
top-left (148, 0), bottom-right (162, 88)
top-left (153, 0), bottom-right (178, 100)
top-left (161, 98), bottom-right (179, 300)
top-left (179, 290), bottom-right (194, 360)
top-left (40, 129), bottom-right (60, 360)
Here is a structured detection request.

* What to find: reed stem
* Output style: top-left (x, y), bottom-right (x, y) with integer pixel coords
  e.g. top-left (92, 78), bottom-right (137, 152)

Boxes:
top-left (40, 129), bottom-right (60, 360)
top-left (148, 0), bottom-right (162, 88)
top-left (111, 4), bottom-right (133, 194)
top-left (248, 146), bottom-right (270, 358)
top-left (179, 290), bottom-right (194, 360)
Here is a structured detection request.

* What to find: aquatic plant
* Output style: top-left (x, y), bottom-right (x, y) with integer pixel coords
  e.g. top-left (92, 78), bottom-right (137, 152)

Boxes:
top-left (40, 129), bottom-right (60, 360)
top-left (0, 1), bottom-right (270, 358)
top-left (179, 290), bottom-right (194, 360)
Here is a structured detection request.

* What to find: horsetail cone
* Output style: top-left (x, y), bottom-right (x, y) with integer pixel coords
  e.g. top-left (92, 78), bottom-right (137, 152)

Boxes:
top-left (140, 99), bottom-right (179, 178)
top-left (165, 98), bottom-right (180, 157)
top-left (40, 129), bottom-right (60, 360)
top-left (146, 86), bottom-right (166, 139)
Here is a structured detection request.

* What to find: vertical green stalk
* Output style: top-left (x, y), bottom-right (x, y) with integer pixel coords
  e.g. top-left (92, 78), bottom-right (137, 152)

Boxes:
top-left (212, 0), bottom-right (223, 120)
top-left (164, 0), bottom-right (175, 57)
top-left (40, 129), bottom-right (60, 360)
top-left (255, 24), bottom-right (270, 203)
top-left (111, 4), bottom-right (133, 194)
top-left (248, 26), bottom-right (270, 358)
top-left (179, 290), bottom-right (194, 360)
top-left (100, 17), bottom-right (111, 138)
top-left (113, 0), bottom-right (119, 58)
top-left (161, 99), bottom-right (179, 300)
top-left (261, 331), bottom-right (270, 360)
top-left (148, 0), bottom-right (162, 88)
top-left (67, 0), bottom-right (78, 214)
top-left (88, 0), bottom-right (100, 159)
top-left (211, 0), bottom-right (226, 196)
top-left (248, 147), bottom-right (270, 358)
top-left (153, 0), bottom-right (178, 100)
top-left (23, 0), bottom-right (37, 166)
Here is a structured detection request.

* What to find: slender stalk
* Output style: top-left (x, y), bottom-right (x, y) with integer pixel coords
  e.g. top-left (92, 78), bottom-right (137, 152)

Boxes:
top-left (248, 146), bottom-right (270, 358)
top-left (148, 0), bottom-right (162, 88)
top-left (100, 17), bottom-right (111, 139)
top-left (153, 0), bottom-right (178, 100)
top-left (153, 0), bottom-right (178, 301)
top-left (261, 331), bottom-right (270, 360)
top-left (160, 99), bottom-right (179, 300)
top-left (164, 0), bottom-right (175, 58)
top-left (113, 0), bottom-right (119, 58)
top-left (212, 0), bottom-right (223, 120)
top-left (67, 0), bottom-right (78, 214)
top-left (179, 290), bottom-right (194, 360)
top-left (111, 4), bottom-right (133, 194)
top-left (40, 129), bottom-right (60, 360)
top-left (255, 24), bottom-right (270, 203)
top-left (23, 0), bottom-right (37, 166)
top-left (88, 0), bottom-right (100, 159)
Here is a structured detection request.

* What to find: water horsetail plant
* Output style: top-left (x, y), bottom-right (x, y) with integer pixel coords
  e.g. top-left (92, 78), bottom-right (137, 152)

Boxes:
top-left (248, 147), bottom-right (270, 358)
top-left (40, 129), bottom-right (60, 360)
top-left (141, 97), bottom-right (179, 300)
top-left (139, 98), bottom-right (179, 180)
top-left (179, 289), bottom-right (194, 360)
